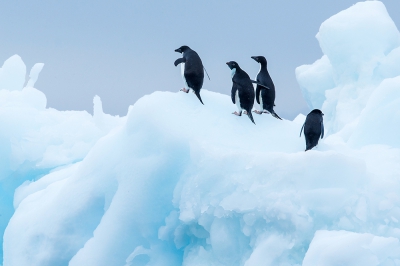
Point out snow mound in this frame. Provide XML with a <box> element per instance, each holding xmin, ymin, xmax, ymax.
<box><xmin>1</xmin><ymin>1</ymin><xmax>400</xmax><ymax>265</ymax></box>
<box><xmin>0</xmin><ymin>58</ymin><xmax>124</xmax><ymax>263</ymax></box>
<box><xmin>296</xmin><ymin>1</ymin><xmax>400</xmax><ymax>136</ymax></box>
<box><xmin>0</xmin><ymin>55</ymin><xmax>26</xmax><ymax>91</ymax></box>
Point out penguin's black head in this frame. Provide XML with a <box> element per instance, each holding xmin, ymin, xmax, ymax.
<box><xmin>175</xmin><ymin>45</ymin><xmax>190</xmax><ymax>53</ymax></box>
<box><xmin>311</xmin><ymin>109</ymin><xmax>324</xmax><ymax>116</ymax></box>
<box><xmin>226</xmin><ymin>61</ymin><xmax>239</xmax><ymax>70</ymax></box>
<box><xmin>251</xmin><ymin>56</ymin><xmax>267</xmax><ymax>65</ymax></box>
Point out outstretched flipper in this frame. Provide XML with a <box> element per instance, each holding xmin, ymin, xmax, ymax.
<box><xmin>174</xmin><ymin>57</ymin><xmax>186</xmax><ymax>67</ymax></box>
<box><xmin>300</xmin><ymin>123</ymin><xmax>305</xmax><ymax>137</ymax></box>
<box><xmin>255</xmin><ymin>86</ymin><xmax>261</xmax><ymax>105</ymax></box>
<box><xmin>251</xmin><ymin>80</ymin><xmax>269</xmax><ymax>89</ymax></box>
<box><xmin>321</xmin><ymin>122</ymin><xmax>324</xmax><ymax>139</ymax></box>
<box><xmin>194</xmin><ymin>90</ymin><xmax>204</xmax><ymax>105</ymax></box>
<box><xmin>203</xmin><ymin>66</ymin><xmax>211</xmax><ymax>80</ymax></box>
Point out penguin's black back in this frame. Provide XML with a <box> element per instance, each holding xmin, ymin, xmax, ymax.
<box><xmin>233</xmin><ymin>68</ymin><xmax>255</xmax><ymax>112</ymax></box>
<box><xmin>304</xmin><ymin>109</ymin><xmax>324</xmax><ymax>151</ymax></box>
<box><xmin>256</xmin><ymin>62</ymin><xmax>275</xmax><ymax>112</ymax></box>
<box><xmin>183</xmin><ymin>49</ymin><xmax>204</xmax><ymax>91</ymax></box>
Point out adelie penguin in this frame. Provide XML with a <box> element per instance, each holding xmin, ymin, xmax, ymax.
<box><xmin>226</xmin><ymin>61</ymin><xmax>260</xmax><ymax>124</ymax></box>
<box><xmin>174</xmin><ymin>45</ymin><xmax>206</xmax><ymax>105</ymax></box>
<box><xmin>251</xmin><ymin>56</ymin><xmax>282</xmax><ymax>120</ymax></box>
<box><xmin>300</xmin><ymin>109</ymin><xmax>324</xmax><ymax>151</ymax></box>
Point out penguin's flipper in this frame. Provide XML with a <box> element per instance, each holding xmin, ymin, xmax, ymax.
<box><xmin>194</xmin><ymin>90</ymin><xmax>204</xmax><ymax>105</ymax></box>
<box><xmin>203</xmin><ymin>66</ymin><xmax>211</xmax><ymax>80</ymax></box>
<box><xmin>231</xmin><ymin>85</ymin><xmax>238</xmax><ymax>104</ymax></box>
<box><xmin>251</xmin><ymin>80</ymin><xmax>270</xmax><ymax>89</ymax></box>
<box><xmin>256</xmin><ymin>86</ymin><xmax>261</xmax><ymax>104</ymax></box>
<box><xmin>174</xmin><ymin>57</ymin><xmax>186</xmax><ymax>67</ymax></box>
<box><xmin>321</xmin><ymin>122</ymin><xmax>324</xmax><ymax>139</ymax></box>
<box><xmin>271</xmin><ymin>111</ymin><xmax>282</xmax><ymax>120</ymax></box>
<box><xmin>247</xmin><ymin>110</ymin><xmax>256</xmax><ymax>125</ymax></box>
<box><xmin>300</xmin><ymin>123</ymin><xmax>305</xmax><ymax>137</ymax></box>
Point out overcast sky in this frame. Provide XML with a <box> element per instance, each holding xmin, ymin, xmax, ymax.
<box><xmin>0</xmin><ymin>0</ymin><xmax>399</xmax><ymax>119</ymax></box>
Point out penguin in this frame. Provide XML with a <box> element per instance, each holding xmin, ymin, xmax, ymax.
<box><xmin>300</xmin><ymin>109</ymin><xmax>324</xmax><ymax>151</ymax></box>
<box><xmin>226</xmin><ymin>61</ymin><xmax>256</xmax><ymax>124</ymax></box>
<box><xmin>174</xmin><ymin>45</ymin><xmax>205</xmax><ymax>104</ymax></box>
<box><xmin>251</xmin><ymin>56</ymin><xmax>282</xmax><ymax>120</ymax></box>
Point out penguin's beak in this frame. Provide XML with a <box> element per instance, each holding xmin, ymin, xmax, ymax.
<box><xmin>174</xmin><ymin>48</ymin><xmax>181</xmax><ymax>53</ymax></box>
<box><xmin>251</xmin><ymin>56</ymin><xmax>258</xmax><ymax>62</ymax></box>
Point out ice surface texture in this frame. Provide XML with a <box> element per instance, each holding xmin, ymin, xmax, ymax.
<box><xmin>296</xmin><ymin>0</ymin><xmax>400</xmax><ymax>135</ymax></box>
<box><xmin>1</xmin><ymin>1</ymin><xmax>400</xmax><ymax>265</ymax></box>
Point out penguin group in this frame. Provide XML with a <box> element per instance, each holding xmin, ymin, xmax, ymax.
<box><xmin>174</xmin><ymin>45</ymin><xmax>324</xmax><ymax>151</ymax></box>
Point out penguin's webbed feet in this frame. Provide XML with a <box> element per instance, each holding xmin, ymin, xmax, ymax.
<box><xmin>253</xmin><ymin>110</ymin><xmax>263</xmax><ymax>115</ymax></box>
<box><xmin>180</xmin><ymin>88</ymin><xmax>189</xmax><ymax>93</ymax></box>
<box><xmin>232</xmin><ymin>111</ymin><xmax>242</xmax><ymax>116</ymax></box>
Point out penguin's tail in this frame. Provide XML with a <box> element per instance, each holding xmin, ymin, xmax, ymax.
<box><xmin>247</xmin><ymin>111</ymin><xmax>256</xmax><ymax>125</ymax></box>
<box><xmin>271</xmin><ymin>110</ymin><xmax>282</xmax><ymax>120</ymax></box>
<box><xmin>194</xmin><ymin>90</ymin><xmax>204</xmax><ymax>105</ymax></box>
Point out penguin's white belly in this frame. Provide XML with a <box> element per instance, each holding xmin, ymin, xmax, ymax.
<box><xmin>235</xmin><ymin>90</ymin><xmax>242</xmax><ymax>112</ymax></box>
<box><xmin>180</xmin><ymin>63</ymin><xmax>191</xmax><ymax>91</ymax></box>
<box><xmin>255</xmin><ymin>72</ymin><xmax>262</xmax><ymax>111</ymax></box>
<box><xmin>180</xmin><ymin>62</ymin><xmax>185</xmax><ymax>77</ymax></box>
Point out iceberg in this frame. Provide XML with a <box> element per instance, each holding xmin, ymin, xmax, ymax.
<box><xmin>1</xmin><ymin>1</ymin><xmax>400</xmax><ymax>265</ymax></box>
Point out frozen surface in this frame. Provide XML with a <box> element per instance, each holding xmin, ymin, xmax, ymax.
<box><xmin>1</xmin><ymin>1</ymin><xmax>400</xmax><ymax>265</ymax></box>
<box><xmin>0</xmin><ymin>57</ymin><xmax>124</xmax><ymax>263</ymax></box>
<box><xmin>303</xmin><ymin>230</ymin><xmax>400</xmax><ymax>265</ymax></box>
<box><xmin>296</xmin><ymin>0</ymin><xmax>400</xmax><ymax>135</ymax></box>
<box><xmin>0</xmin><ymin>55</ymin><xmax>26</xmax><ymax>91</ymax></box>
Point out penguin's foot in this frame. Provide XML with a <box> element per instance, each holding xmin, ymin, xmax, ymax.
<box><xmin>232</xmin><ymin>111</ymin><xmax>242</xmax><ymax>116</ymax></box>
<box><xmin>243</xmin><ymin>110</ymin><xmax>248</xmax><ymax>115</ymax></box>
<box><xmin>180</xmin><ymin>88</ymin><xmax>189</xmax><ymax>93</ymax></box>
<box><xmin>253</xmin><ymin>110</ymin><xmax>263</xmax><ymax>115</ymax></box>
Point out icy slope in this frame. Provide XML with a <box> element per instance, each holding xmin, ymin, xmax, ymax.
<box><xmin>2</xmin><ymin>1</ymin><xmax>400</xmax><ymax>265</ymax></box>
<box><xmin>296</xmin><ymin>0</ymin><xmax>400</xmax><ymax>136</ymax></box>
<box><xmin>0</xmin><ymin>55</ymin><xmax>124</xmax><ymax>263</ymax></box>
<box><xmin>5</xmin><ymin>89</ymin><xmax>400</xmax><ymax>265</ymax></box>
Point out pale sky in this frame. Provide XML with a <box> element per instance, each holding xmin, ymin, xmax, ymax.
<box><xmin>0</xmin><ymin>0</ymin><xmax>399</xmax><ymax>119</ymax></box>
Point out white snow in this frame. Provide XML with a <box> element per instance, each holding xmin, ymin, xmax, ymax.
<box><xmin>1</xmin><ymin>1</ymin><xmax>400</xmax><ymax>265</ymax></box>
<box><xmin>0</xmin><ymin>55</ymin><xmax>26</xmax><ymax>91</ymax></box>
<box><xmin>296</xmin><ymin>0</ymin><xmax>400</xmax><ymax>135</ymax></box>
<box><xmin>303</xmin><ymin>230</ymin><xmax>400</xmax><ymax>265</ymax></box>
